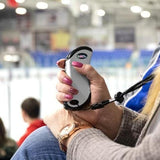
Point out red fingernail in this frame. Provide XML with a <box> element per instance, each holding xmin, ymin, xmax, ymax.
<box><xmin>72</xmin><ymin>61</ymin><xmax>83</xmax><ymax>68</ymax></box>
<box><xmin>65</xmin><ymin>94</ymin><xmax>73</xmax><ymax>99</ymax></box>
<box><xmin>63</xmin><ymin>77</ymin><xmax>72</xmax><ymax>85</ymax></box>
<box><xmin>69</xmin><ymin>88</ymin><xmax>78</xmax><ymax>94</ymax></box>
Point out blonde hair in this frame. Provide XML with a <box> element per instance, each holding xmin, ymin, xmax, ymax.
<box><xmin>141</xmin><ymin>66</ymin><xmax>160</xmax><ymax>116</ymax></box>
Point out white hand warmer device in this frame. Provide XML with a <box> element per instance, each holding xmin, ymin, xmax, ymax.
<box><xmin>64</xmin><ymin>46</ymin><xmax>93</xmax><ymax>110</ymax></box>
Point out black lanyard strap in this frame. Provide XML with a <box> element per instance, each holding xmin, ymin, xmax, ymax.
<box><xmin>91</xmin><ymin>74</ymin><xmax>154</xmax><ymax>110</ymax></box>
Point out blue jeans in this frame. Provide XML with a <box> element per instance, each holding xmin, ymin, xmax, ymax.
<box><xmin>11</xmin><ymin>126</ymin><xmax>66</xmax><ymax>160</ymax></box>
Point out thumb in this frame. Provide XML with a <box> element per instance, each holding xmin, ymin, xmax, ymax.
<box><xmin>72</xmin><ymin>61</ymin><xmax>101</xmax><ymax>83</ymax></box>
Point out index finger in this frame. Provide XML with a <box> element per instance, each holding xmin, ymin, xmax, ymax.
<box><xmin>56</xmin><ymin>59</ymin><xmax>66</xmax><ymax>69</ymax></box>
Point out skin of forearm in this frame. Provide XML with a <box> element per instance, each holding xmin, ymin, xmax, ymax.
<box><xmin>66</xmin><ymin>104</ymin><xmax>123</xmax><ymax>149</ymax></box>
<box><xmin>95</xmin><ymin>104</ymin><xmax>123</xmax><ymax>140</ymax></box>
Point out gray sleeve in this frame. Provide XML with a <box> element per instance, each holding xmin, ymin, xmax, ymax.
<box><xmin>67</xmin><ymin>125</ymin><xmax>160</xmax><ymax>160</ymax></box>
<box><xmin>114</xmin><ymin>106</ymin><xmax>147</xmax><ymax>146</ymax></box>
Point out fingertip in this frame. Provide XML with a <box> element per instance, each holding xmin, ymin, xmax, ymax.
<box><xmin>72</xmin><ymin>61</ymin><xmax>83</xmax><ymax>68</ymax></box>
<box><xmin>63</xmin><ymin>77</ymin><xmax>72</xmax><ymax>85</ymax></box>
<box><xmin>56</xmin><ymin>59</ymin><xmax>66</xmax><ymax>68</ymax></box>
<box><xmin>65</xmin><ymin>94</ymin><xmax>73</xmax><ymax>100</ymax></box>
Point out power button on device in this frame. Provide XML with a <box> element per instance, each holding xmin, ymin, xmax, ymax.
<box><xmin>77</xmin><ymin>53</ymin><xmax>87</xmax><ymax>59</ymax></box>
<box><xmin>70</xmin><ymin>100</ymin><xmax>79</xmax><ymax>105</ymax></box>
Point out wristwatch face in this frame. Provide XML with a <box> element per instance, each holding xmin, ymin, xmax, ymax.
<box><xmin>59</xmin><ymin>123</ymin><xmax>76</xmax><ymax>138</ymax></box>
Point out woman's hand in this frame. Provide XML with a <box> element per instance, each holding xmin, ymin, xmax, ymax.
<box><xmin>56</xmin><ymin>59</ymin><xmax>110</xmax><ymax>120</ymax></box>
<box><xmin>56</xmin><ymin>59</ymin><xmax>110</xmax><ymax>105</ymax></box>
<box><xmin>56</xmin><ymin>59</ymin><xmax>123</xmax><ymax>139</ymax></box>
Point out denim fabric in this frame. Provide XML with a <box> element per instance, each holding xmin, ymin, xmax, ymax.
<box><xmin>11</xmin><ymin>126</ymin><xmax>66</xmax><ymax>160</ymax></box>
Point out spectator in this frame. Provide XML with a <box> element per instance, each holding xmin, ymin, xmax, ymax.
<box><xmin>11</xmin><ymin>45</ymin><xmax>160</xmax><ymax>160</ymax></box>
<box><xmin>11</xmin><ymin>59</ymin><xmax>160</xmax><ymax>160</ymax></box>
<box><xmin>17</xmin><ymin>97</ymin><xmax>46</xmax><ymax>146</ymax></box>
<box><xmin>0</xmin><ymin>118</ymin><xmax>18</xmax><ymax>160</ymax></box>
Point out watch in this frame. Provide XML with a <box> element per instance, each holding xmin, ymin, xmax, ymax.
<box><xmin>58</xmin><ymin>123</ymin><xmax>92</xmax><ymax>152</ymax></box>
